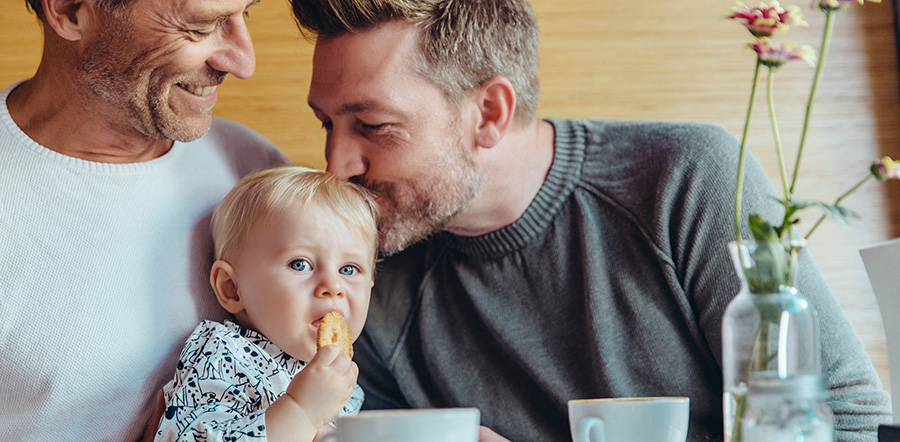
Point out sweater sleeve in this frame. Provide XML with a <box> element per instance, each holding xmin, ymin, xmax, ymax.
<box><xmin>657</xmin><ymin>123</ymin><xmax>891</xmax><ymax>441</ymax></box>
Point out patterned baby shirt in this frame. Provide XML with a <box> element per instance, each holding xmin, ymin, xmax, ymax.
<box><xmin>155</xmin><ymin>320</ymin><xmax>364</xmax><ymax>441</ymax></box>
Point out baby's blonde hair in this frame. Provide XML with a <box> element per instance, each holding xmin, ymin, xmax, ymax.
<box><xmin>210</xmin><ymin>166</ymin><xmax>379</xmax><ymax>264</ymax></box>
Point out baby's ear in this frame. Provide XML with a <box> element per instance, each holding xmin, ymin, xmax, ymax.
<box><xmin>210</xmin><ymin>260</ymin><xmax>244</xmax><ymax>314</ymax></box>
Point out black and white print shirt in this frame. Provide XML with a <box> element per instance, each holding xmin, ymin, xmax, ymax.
<box><xmin>155</xmin><ymin>320</ymin><xmax>364</xmax><ymax>441</ymax></box>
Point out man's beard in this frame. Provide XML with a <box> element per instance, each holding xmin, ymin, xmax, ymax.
<box><xmin>75</xmin><ymin>15</ymin><xmax>221</xmax><ymax>143</ymax></box>
<box><xmin>362</xmin><ymin>131</ymin><xmax>481</xmax><ymax>256</ymax></box>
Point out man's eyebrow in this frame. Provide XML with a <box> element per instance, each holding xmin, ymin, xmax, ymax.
<box><xmin>191</xmin><ymin>14</ymin><xmax>228</xmax><ymax>26</ymax></box>
<box><xmin>192</xmin><ymin>0</ymin><xmax>261</xmax><ymax>25</ymax></box>
<box><xmin>339</xmin><ymin>102</ymin><xmax>381</xmax><ymax>115</ymax></box>
<box><xmin>307</xmin><ymin>100</ymin><xmax>396</xmax><ymax>117</ymax></box>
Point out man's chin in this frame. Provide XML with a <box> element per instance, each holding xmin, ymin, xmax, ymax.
<box><xmin>159</xmin><ymin>114</ymin><xmax>213</xmax><ymax>142</ymax></box>
<box><xmin>377</xmin><ymin>218</ymin><xmax>446</xmax><ymax>256</ymax></box>
<box><xmin>377</xmin><ymin>237</ymin><xmax>417</xmax><ymax>257</ymax></box>
<box><xmin>378</xmin><ymin>226</ymin><xmax>419</xmax><ymax>256</ymax></box>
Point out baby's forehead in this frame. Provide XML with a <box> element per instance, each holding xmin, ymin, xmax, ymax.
<box><xmin>261</xmin><ymin>203</ymin><xmax>377</xmax><ymax>253</ymax></box>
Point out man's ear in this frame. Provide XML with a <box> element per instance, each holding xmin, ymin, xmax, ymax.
<box><xmin>42</xmin><ymin>0</ymin><xmax>95</xmax><ymax>41</ymax></box>
<box><xmin>210</xmin><ymin>260</ymin><xmax>245</xmax><ymax>315</ymax></box>
<box><xmin>473</xmin><ymin>76</ymin><xmax>516</xmax><ymax>149</ymax></box>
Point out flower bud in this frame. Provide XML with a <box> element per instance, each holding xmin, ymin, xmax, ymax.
<box><xmin>871</xmin><ymin>156</ymin><xmax>899</xmax><ymax>181</ymax></box>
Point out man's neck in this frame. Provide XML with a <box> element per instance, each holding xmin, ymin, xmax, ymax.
<box><xmin>6</xmin><ymin>67</ymin><xmax>173</xmax><ymax>164</ymax></box>
<box><xmin>445</xmin><ymin>119</ymin><xmax>555</xmax><ymax>237</ymax></box>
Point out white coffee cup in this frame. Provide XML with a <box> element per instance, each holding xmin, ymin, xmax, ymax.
<box><xmin>323</xmin><ymin>408</ymin><xmax>480</xmax><ymax>442</ymax></box>
<box><xmin>568</xmin><ymin>397</ymin><xmax>690</xmax><ymax>442</ymax></box>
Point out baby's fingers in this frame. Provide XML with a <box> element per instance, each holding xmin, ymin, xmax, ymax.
<box><xmin>345</xmin><ymin>360</ymin><xmax>359</xmax><ymax>383</ymax></box>
<box><xmin>309</xmin><ymin>344</ymin><xmax>342</xmax><ymax>367</ymax></box>
<box><xmin>328</xmin><ymin>348</ymin><xmax>352</xmax><ymax>373</ymax></box>
<box><xmin>309</xmin><ymin>345</ymin><xmax>356</xmax><ymax>390</ymax></box>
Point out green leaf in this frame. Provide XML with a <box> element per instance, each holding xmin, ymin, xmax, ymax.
<box><xmin>781</xmin><ymin>199</ymin><xmax>802</xmax><ymax>221</ymax></box>
<box><xmin>790</xmin><ymin>198</ymin><xmax>860</xmax><ymax>228</ymax></box>
<box><xmin>748</xmin><ymin>214</ymin><xmax>779</xmax><ymax>244</ymax></box>
<box><xmin>744</xmin><ymin>214</ymin><xmax>795</xmax><ymax>293</ymax></box>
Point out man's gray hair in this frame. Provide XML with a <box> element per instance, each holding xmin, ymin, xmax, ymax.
<box><xmin>291</xmin><ymin>0</ymin><xmax>540</xmax><ymax>126</ymax></box>
<box><xmin>25</xmin><ymin>0</ymin><xmax>134</xmax><ymax>22</ymax></box>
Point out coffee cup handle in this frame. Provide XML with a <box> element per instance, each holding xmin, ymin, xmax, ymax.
<box><xmin>576</xmin><ymin>417</ymin><xmax>606</xmax><ymax>442</ymax></box>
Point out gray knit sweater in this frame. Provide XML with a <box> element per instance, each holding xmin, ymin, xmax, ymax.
<box><xmin>355</xmin><ymin>118</ymin><xmax>890</xmax><ymax>442</ymax></box>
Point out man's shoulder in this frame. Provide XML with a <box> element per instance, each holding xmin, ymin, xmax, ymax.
<box><xmin>186</xmin><ymin>117</ymin><xmax>290</xmax><ymax>171</ymax></box>
<box><xmin>207</xmin><ymin>116</ymin><xmax>263</xmax><ymax>136</ymax></box>
<box><xmin>559</xmin><ymin>118</ymin><xmax>741</xmax><ymax>186</ymax></box>
<box><xmin>555</xmin><ymin>118</ymin><xmax>744</xmax><ymax>233</ymax></box>
<box><xmin>206</xmin><ymin>117</ymin><xmax>281</xmax><ymax>152</ymax></box>
<box><xmin>570</xmin><ymin>118</ymin><xmax>737</xmax><ymax>157</ymax></box>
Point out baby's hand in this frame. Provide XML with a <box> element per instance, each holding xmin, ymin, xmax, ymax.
<box><xmin>285</xmin><ymin>344</ymin><xmax>358</xmax><ymax>430</ymax></box>
<box><xmin>313</xmin><ymin>424</ymin><xmax>336</xmax><ymax>442</ymax></box>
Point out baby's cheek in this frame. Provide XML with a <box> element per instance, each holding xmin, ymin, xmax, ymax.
<box><xmin>298</xmin><ymin>340</ymin><xmax>318</xmax><ymax>363</ymax></box>
<box><xmin>349</xmin><ymin>309</ymin><xmax>369</xmax><ymax>342</ymax></box>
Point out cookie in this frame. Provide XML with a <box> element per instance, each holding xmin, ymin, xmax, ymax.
<box><xmin>316</xmin><ymin>311</ymin><xmax>353</xmax><ymax>358</ymax></box>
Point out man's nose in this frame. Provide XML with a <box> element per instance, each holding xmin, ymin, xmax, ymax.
<box><xmin>207</xmin><ymin>16</ymin><xmax>256</xmax><ymax>80</ymax></box>
<box><xmin>325</xmin><ymin>132</ymin><xmax>368</xmax><ymax>180</ymax></box>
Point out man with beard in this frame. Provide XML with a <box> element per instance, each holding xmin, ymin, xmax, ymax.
<box><xmin>292</xmin><ymin>0</ymin><xmax>891</xmax><ymax>441</ymax></box>
<box><xmin>0</xmin><ymin>0</ymin><xmax>287</xmax><ymax>440</ymax></box>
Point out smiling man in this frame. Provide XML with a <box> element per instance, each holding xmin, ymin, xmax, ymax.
<box><xmin>0</xmin><ymin>0</ymin><xmax>286</xmax><ymax>439</ymax></box>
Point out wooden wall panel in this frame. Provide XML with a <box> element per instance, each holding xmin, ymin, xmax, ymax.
<box><xmin>2</xmin><ymin>0</ymin><xmax>898</xmax><ymax>391</ymax></box>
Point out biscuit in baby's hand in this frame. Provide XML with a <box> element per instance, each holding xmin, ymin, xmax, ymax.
<box><xmin>317</xmin><ymin>311</ymin><xmax>353</xmax><ymax>358</ymax></box>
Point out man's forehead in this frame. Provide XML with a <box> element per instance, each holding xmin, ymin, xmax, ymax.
<box><xmin>311</xmin><ymin>21</ymin><xmax>420</xmax><ymax>67</ymax></box>
<box><xmin>143</xmin><ymin>0</ymin><xmax>259</xmax><ymax>19</ymax></box>
<box><xmin>310</xmin><ymin>25</ymin><xmax>422</xmax><ymax>83</ymax></box>
<box><xmin>308</xmin><ymin>32</ymin><xmax>423</xmax><ymax>114</ymax></box>
<box><xmin>307</xmin><ymin>54</ymin><xmax>423</xmax><ymax>119</ymax></box>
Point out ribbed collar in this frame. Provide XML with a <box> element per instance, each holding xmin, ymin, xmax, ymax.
<box><xmin>1</xmin><ymin>80</ymin><xmax>185</xmax><ymax>174</ymax></box>
<box><xmin>438</xmin><ymin>118</ymin><xmax>587</xmax><ymax>259</ymax></box>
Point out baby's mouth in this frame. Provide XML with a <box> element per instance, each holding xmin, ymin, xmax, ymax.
<box><xmin>311</xmin><ymin>310</ymin><xmax>343</xmax><ymax>329</ymax></box>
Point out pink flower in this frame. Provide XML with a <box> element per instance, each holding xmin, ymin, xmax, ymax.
<box><xmin>813</xmin><ymin>0</ymin><xmax>881</xmax><ymax>10</ymax></box>
<box><xmin>871</xmin><ymin>156</ymin><xmax>900</xmax><ymax>181</ymax></box>
<box><xmin>748</xmin><ymin>39</ymin><xmax>817</xmax><ymax>68</ymax></box>
<box><xmin>728</xmin><ymin>1</ymin><xmax>807</xmax><ymax>37</ymax></box>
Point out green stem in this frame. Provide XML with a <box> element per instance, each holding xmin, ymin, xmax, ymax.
<box><xmin>805</xmin><ymin>174</ymin><xmax>873</xmax><ymax>238</ymax></box>
<box><xmin>756</xmin><ymin>325</ymin><xmax>771</xmax><ymax>371</ymax></box>
<box><xmin>789</xmin><ymin>9</ymin><xmax>836</xmax><ymax>195</ymax></box>
<box><xmin>732</xmin><ymin>324</ymin><xmax>765</xmax><ymax>442</ymax></box>
<box><xmin>732</xmin><ymin>391</ymin><xmax>747</xmax><ymax>441</ymax></box>
<box><xmin>732</xmin><ymin>321</ymin><xmax>770</xmax><ymax>442</ymax></box>
<box><xmin>736</xmin><ymin>59</ymin><xmax>763</xmax><ymax>245</ymax></box>
<box><xmin>766</xmin><ymin>67</ymin><xmax>791</xmax><ymax>200</ymax></box>
<box><xmin>746</xmin><ymin>324</ymin><xmax>764</xmax><ymax>375</ymax></box>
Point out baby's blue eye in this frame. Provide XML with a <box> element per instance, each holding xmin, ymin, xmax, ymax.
<box><xmin>290</xmin><ymin>259</ymin><xmax>311</xmax><ymax>272</ymax></box>
<box><xmin>339</xmin><ymin>265</ymin><xmax>358</xmax><ymax>276</ymax></box>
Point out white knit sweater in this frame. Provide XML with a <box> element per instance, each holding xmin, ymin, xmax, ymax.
<box><xmin>0</xmin><ymin>82</ymin><xmax>289</xmax><ymax>441</ymax></box>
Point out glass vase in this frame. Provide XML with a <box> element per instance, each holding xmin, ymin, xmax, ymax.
<box><xmin>721</xmin><ymin>239</ymin><xmax>822</xmax><ymax>442</ymax></box>
<box><xmin>742</xmin><ymin>374</ymin><xmax>834</xmax><ymax>442</ymax></box>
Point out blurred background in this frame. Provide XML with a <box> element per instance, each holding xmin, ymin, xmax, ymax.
<box><xmin>2</xmin><ymin>0</ymin><xmax>898</xmax><ymax>390</ymax></box>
